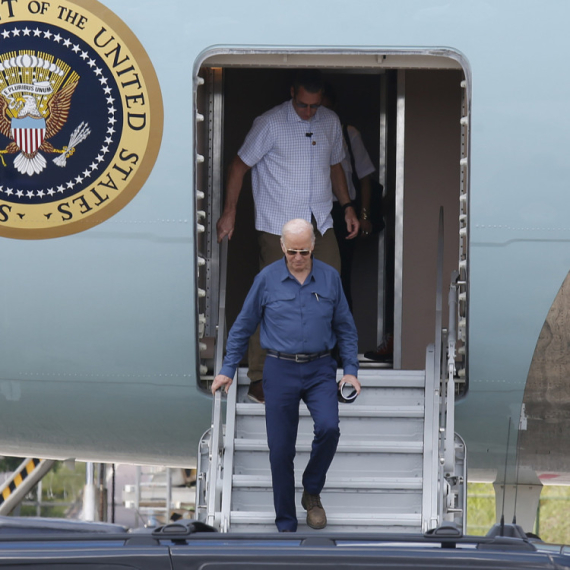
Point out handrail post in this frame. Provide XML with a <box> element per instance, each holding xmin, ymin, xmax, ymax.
<box><xmin>422</xmin><ymin>344</ymin><xmax>441</xmax><ymax>531</ymax></box>
<box><xmin>433</xmin><ymin>207</ymin><xmax>445</xmax><ymax>506</ymax></box>
<box><xmin>206</xmin><ymin>390</ymin><xmax>223</xmax><ymax>528</ymax></box>
<box><xmin>214</xmin><ymin>238</ymin><xmax>229</xmax><ymax>374</ymax></box>
<box><xmin>220</xmin><ymin>371</ymin><xmax>238</xmax><ymax>532</ymax></box>
<box><xmin>434</xmin><ymin>207</ymin><xmax>444</xmax><ymax>388</ymax></box>
<box><xmin>206</xmin><ymin>237</ymin><xmax>229</xmax><ymax>529</ymax></box>
<box><xmin>433</xmin><ymin>206</ymin><xmax>461</xmax><ymax>525</ymax></box>
<box><xmin>444</xmin><ymin>271</ymin><xmax>459</xmax><ymax>474</ymax></box>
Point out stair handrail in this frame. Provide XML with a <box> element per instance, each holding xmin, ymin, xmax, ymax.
<box><xmin>216</xmin><ymin>239</ymin><xmax>237</xmax><ymax>532</ymax></box>
<box><xmin>422</xmin><ymin>343</ymin><xmax>440</xmax><ymax>532</ymax></box>
<box><xmin>433</xmin><ymin>204</ymin><xmax>462</xmax><ymax>527</ymax></box>
<box><xmin>219</xmin><ymin>368</ymin><xmax>238</xmax><ymax>532</ymax></box>
<box><xmin>206</xmin><ymin>391</ymin><xmax>223</xmax><ymax>528</ymax></box>
<box><xmin>420</xmin><ymin>207</ymin><xmax>446</xmax><ymax>531</ymax></box>
<box><xmin>434</xmin><ymin>205</ymin><xmax>444</xmax><ymax>411</ymax></box>
<box><xmin>433</xmin><ymin>207</ymin><xmax>461</xmax><ymax>524</ymax></box>
<box><xmin>434</xmin><ymin>206</ymin><xmax>444</xmax><ymax>386</ymax></box>
<box><xmin>206</xmin><ymin>237</ymin><xmax>230</xmax><ymax>528</ymax></box>
<box><xmin>444</xmin><ymin>270</ymin><xmax>460</xmax><ymax>473</ymax></box>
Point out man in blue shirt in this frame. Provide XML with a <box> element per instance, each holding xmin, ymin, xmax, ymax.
<box><xmin>212</xmin><ymin>218</ymin><xmax>360</xmax><ymax>532</ymax></box>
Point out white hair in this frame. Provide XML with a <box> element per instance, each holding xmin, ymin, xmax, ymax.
<box><xmin>281</xmin><ymin>219</ymin><xmax>315</xmax><ymax>246</ymax></box>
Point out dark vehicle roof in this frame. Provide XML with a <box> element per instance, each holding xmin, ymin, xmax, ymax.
<box><xmin>0</xmin><ymin>520</ymin><xmax>569</xmax><ymax>570</ymax></box>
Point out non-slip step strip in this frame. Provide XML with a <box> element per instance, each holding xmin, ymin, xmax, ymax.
<box><xmin>234</xmin><ymin>439</ymin><xmax>423</xmax><ymax>454</ymax></box>
<box><xmin>236</xmin><ymin>404</ymin><xmax>425</xmax><ymax>418</ymax></box>
<box><xmin>229</xmin><ymin>510</ymin><xmax>422</xmax><ymax>526</ymax></box>
<box><xmin>232</xmin><ymin>474</ymin><xmax>423</xmax><ymax>490</ymax></box>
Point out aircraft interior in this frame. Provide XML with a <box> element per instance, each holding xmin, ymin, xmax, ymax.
<box><xmin>195</xmin><ymin>53</ymin><xmax>468</xmax><ymax>392</ymax></box>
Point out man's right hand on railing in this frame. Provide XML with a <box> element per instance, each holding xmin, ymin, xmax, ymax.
<box><xmin>211</xmin><ymin>374</ymin><xmax>233</xmax><ymax>395</ymax></box>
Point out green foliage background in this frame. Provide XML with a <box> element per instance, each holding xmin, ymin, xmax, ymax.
<box><xmin>22</xmin><ymin>461</ymin><xmax>86</xmax><ymax>517</ymax></box>
<box><xmin>0</xmin><ymin>457</ymin><xmax>23</xmax><ymax>472</ymax></box>
<box><xmin>468</xmin><ymin>482</ymin><xmax>570</xmax><ymax>544</ymax></box>
<box><xmin>0</xmin><ymin>459</ymin><xmax>86</xmax><ymax>518</ymax></box>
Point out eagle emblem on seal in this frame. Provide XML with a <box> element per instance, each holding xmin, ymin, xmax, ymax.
<box><xmin>0</xmin><ymin>53</ymin><xmax>90</xmax><ymax>176</ymax></box>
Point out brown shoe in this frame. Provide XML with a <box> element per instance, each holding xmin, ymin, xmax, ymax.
<box><xmin>301</xmin><ymin>490</ymin><xmax>327</xmax><ymax>529</ymax></box>
<box><xmin>247</xmin><ymin>380</ymin><xmax>265</xmax><ymax>404</ymax></box>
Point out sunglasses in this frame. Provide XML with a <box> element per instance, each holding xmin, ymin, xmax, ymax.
<box><xmin>285</xmin><ymin>249</ymin><xmax>312</xmax><ymax>257</ymax></box>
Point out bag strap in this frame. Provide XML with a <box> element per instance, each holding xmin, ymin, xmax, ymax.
<box><xmin>342</xmin><ymin>124</ymin><xmax>361</xmax><ymax>197</ymax></box>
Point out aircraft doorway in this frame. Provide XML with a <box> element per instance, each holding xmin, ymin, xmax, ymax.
<box><xmin>195</xmin><ymin>52</ymin><xmax>469</xmax><ymax>391</ymax></box>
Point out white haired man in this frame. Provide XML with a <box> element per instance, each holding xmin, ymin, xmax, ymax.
<box><xmin>212</xmin><ymin>219</ymin><xmax>360</xmax><ymax>532</ymax></box>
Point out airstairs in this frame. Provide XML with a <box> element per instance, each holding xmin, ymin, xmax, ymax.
<box><xmin>196</xmin><ymin>210</ymin><xmax>467</xmax><ymax>533</ymax></box>
<box><xmin>197</xmin><ymin>356</ymin><xmax>465</xmax><ymax>533</ymax></box>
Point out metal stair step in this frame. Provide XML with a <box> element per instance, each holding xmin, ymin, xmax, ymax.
<box><xmin>234</xmin><ymin>448</ymin><xmax>423</xmax><ymax>477</ymax></box>
<box><xmin>231</xmin><ymin>493</ymin><xmax>422</xmax><ymax>515</ymax></box>
<box><xmin>236</xmin><ymin>403</ymin><xmax>424</xmax><ymax>418</ymax></box>
<box><xmin>231</xmin><ymin>488</ymin><xmax>422</xmax><ymax>513</ymax></box>
<box><xmin>234</xmin><ymin>439</ymin><xmax>423</xmax><ymax>454</ymax></box>
<box><xmin>351</xmin><ymin>371</ymin><xmax>426</xmax><ymax>388</ymax></box>
<box><xmin>236</xmin><ymin>415</ymin><xmax>424</xmax><ymax>442</ymax></box>
<box><xmin>236</xmin><ymin>368</ymin><xmax>426</xmax><ymax>389</ymax></box>
<box><xmin>232</xmin><ymin>474</ymin><xmax>422</xmax><ymax>490</ymax></box>
<box><xmin>229</xmin><ymin>510</ymin><xmax>422</xmax><ymax>527</ymax></box>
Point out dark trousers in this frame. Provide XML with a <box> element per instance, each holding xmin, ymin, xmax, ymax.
<box><xmin>263</xmin><ymin>355</ymin><xmax>340</xmax><ymax>532</ymax></box>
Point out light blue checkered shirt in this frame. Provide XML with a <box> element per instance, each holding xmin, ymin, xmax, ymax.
<box><xmin>238</xmin><ymin>100</ymin><xmax>345</xmax><ymax>236</ymax></box>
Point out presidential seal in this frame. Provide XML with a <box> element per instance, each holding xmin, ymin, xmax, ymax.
<box><xmin>0</xmin><ymin>0</ymin><xmax>163</xmax><ymax>239</ymax></box>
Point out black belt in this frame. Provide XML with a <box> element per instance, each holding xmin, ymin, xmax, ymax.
<box><xmin>266</xmin><ymin>349</ymin><xmax>331</xmax><ymax>363</ymax></box>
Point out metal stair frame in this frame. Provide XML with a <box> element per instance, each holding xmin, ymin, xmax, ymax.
<box><xmin>203</xmin><ymin>346</ymin><xmax>461</xmax><ymax>533</ymax></box>
<box><xmin>421</xmin><ymin>344</ymin><xmax>440</xmax><ymax>532</ymax></box>
<box><xmin>431</xmin><ymin>207</ymin><xmax>465</xmax><ymax>533</ymax></box>
<box><xmin>438</xmin><ymin>269</ymin><xmax>467</xmax><ymax>532</ymax></box>
<box><xmin>198</xmin><ymin>208</ymin><xmax>466</xmax><ymax>533</ymax></box>
<box><xmin>220</xmin><ymin>372</ymin><xmax>238</xmax><ymax>532</ymax></box>
<box><xmin>205</xmin><ymin>390</ymin><xmax>224</xmax><ymax>528</ymax></box>
<box><xmin>204</xmin><ymin>237</ymin><xmax>229</xmax><ymax>529</ymax></box>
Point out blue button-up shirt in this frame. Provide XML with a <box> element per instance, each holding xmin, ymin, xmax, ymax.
<box><xmin>219</xmin><ymin>258</ymin><xmax>358</xmax><ymax>379</ymax></box>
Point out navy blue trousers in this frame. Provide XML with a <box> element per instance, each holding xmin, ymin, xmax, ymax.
<box><xmin>263</xmin><ymin>354</ymin><xmax>340</xmax><ymax>532</ymax></box>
